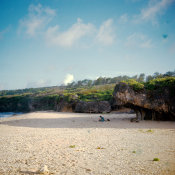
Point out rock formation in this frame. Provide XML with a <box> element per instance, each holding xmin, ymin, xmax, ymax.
<box><xmin>75</xmin><ymin>101</ymin><xmax>111</xmax><ymax>113</ymax></box>
<box><xmin>0</xmin><ymin>95</ymin><xmax>111</xmax><ymax>114</ymax></box>
<box><xmin>113</xmin><ymin>82</ymin><xmax>175</xmax><ymax>121</ymax></box>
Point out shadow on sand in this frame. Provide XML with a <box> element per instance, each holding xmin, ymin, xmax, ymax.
<box><xmin>1</xmin><ymin>114</ymin><xmax>175</xmax><ymax>129</ymax></box>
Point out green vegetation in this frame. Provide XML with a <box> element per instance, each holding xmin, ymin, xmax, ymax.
<box><xmin>132</xmin><ymin>151</ymin><xmax>136</xmax><ymax>153</ymax></box>
<box><xmin>69</xmin><ymin>145</ymin><xmax>76</xmax><ymax>148</ymax></box>
<box><xmin>153</xmin><ymin>158</ymin><xmax>160</xmax><ymax>161</ymax></box>
<box><xmin>121</xmin><ymin>79</ymin><xmax>144</xmax><ymax>91</ymax></box>
<box><xmin>77</xmin><ymin>85</ymin><xmax>114</xmax><ymax>102</ymax></box>
<box><xmin>96</xmin><ymin>146</ymin><xmax>105</xmax><ymax>149</ymax></box>
<box><xmin>0</xmin><ymin>84</ymin><xmax>115</xmax><ymax>112</ymax></box>
<box><xmin>146</xmin><ymin>129</ymin><xmax>154</xmax><ymax>133</ymax></box>
<box><xmin>138</xmin><ymin>129</ymin><xmax>154</xmax><ymax>133</ymax></box>
<box><xmin>0</xmin><ymin>86</ymin><xmax>63</xmax><ymax>97</ymax></box>
<box><xmin>0</xmin><ymin>84</ymin><xmax>115</xmax><ymax>101</ymax></box>
<box><xmin>60</xmin><ymin>84</ymin><xmax>115</xmax><ymax>102</ymax></box>
<box><xmin>122</xmin><ymin>77</ymin><xmax>175</xmax><ymax>92</ymax></box>
<box><xmin>144</xmin><ymin>77</ymin><xmax>175</xmax><ymax>90</ymax></box>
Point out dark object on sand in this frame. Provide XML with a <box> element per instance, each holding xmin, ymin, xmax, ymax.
<box><xmin>99</xmin><ymin>116</ymin><xmax>105</xmax><ymax>122</ymax></box>
<box><xmin>107</xmin><ymin>119</ymin><xmax>110</xmax><ymax>121</ymax></box>
<box><xmin>130</xmin><ymin>118</ymin><xmax>139</xmax><ymax>122</ymax></box>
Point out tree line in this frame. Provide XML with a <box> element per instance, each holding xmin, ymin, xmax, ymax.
<box><xmin>67</xmin><ymin>70</ymin><xmax>175</xmax><ymax>88</ymax></box>
<box><xmin>0</xmin><ymin>70</ymin><xmax>174</xmax><ymax>97</ymax></box>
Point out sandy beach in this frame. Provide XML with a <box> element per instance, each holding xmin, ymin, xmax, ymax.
<box><xmin>0</xmin><ymin>112</ymin><xmax>175</xmax><ymax>175</ymax></box>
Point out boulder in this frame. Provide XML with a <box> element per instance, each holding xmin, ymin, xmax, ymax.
<box><xmin>98</xmin><ymin>101</ymin><xmax>111</xmax><ymax>113</ymax></box>
<box><xmin>56</xmin><ymin>101</ymin><xmax>74</xmax><ymax>112</ymax></box>
<box><xmin>113</xmin><ymin>82</ymin><xmax>175</xmax><ymax>120</ymax></box>
<box><xmin>75</xmin><ymin>101</ymin><xmax>111</xmax><ymax>113</ymax></box>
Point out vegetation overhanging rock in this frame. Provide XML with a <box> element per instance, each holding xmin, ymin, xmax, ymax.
<box><xmin>113</xmin><ymin>77</ymin><xmax>175</xmax><ymax>120</ymax></box>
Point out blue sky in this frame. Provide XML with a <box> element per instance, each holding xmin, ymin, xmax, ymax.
<box><xmin>0</xmin><ymin>0</ymin><xmax>175</xmax><ymax>90</ymax></box>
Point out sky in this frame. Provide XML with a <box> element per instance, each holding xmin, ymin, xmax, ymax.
<box><xmin>0</xmin><ymin>0</ymin><xmax>175</xmax><ymax>90</ymax></box>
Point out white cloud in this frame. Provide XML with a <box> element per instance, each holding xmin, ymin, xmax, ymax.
<box><xmin>119</xmin><ymin>14</ymin><xmax>128</xmax><ymax>23</ymax></box>
<box><xmin>134</xmin><ymin>0</ymin><xmax>174</xmax><ymax>23</ymax></box>
<box><xmin>25</xmin><ymin>18</ymin><xmax>44</xmax><ymax>36</ymax></box>
<box><xmin>26</xmin><ymin>79</ymin><xmax>51</xmax><ymax>88</ymax></box>
<box><xmin>63</xmin><ymin>74</ymin><xmax>74</xmax><ymax>85</ymax></box>
<box><xmin>125</xmin><ymin>33</ymin><xmax>153</xmax><ymax>48</ymax></box>
<box><xmin>46</xmin><ymin>18</ymin><xmax>116</xmax><ymax>47</ymax></box>
<box><xmin>19</xmin><ymin>4</ymin><xmax>56</xmax><ymax>36</ymax></box>
<box><xmin>19</xmin><ymin>4</ymin><xmax>116</xmax><ymax>48</ymax></box>
<box><xmin>96</xmin><ymin>19</ymin><xmax>115</xmax><ymax>45</ymax></box>
<box><xmin>45</xmin><ymin>18</ymin><xmax>95</xmax><ymax>47</ymax></box>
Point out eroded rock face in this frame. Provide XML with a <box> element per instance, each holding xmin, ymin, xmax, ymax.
<box><xmin>0</xmin><ymin>95</ymin><xmax>111</xmax><ymax>113</ymax></box>
<box><xmin>75</xmin><ymin>101</ymin><xmax>111</xmax><ymax>113</ymax></box>
<box><xmin>113</xmin><ymin>82</ymin><xmax>175</xmax><ymax>120</ymax></box>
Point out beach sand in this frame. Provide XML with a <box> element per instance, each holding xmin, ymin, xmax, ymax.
<box><xmin>0</xmin><ymin>112</ymin><xmax>175</xmax><ymax>175</ymax></box>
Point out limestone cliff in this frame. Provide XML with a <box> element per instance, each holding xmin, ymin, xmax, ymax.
<box><xmin>113</xmin><ymin>82</ymin><xmax>175</xmax><ymax>120</ymax></box>
<box><xmin>0</xmin><ymin>95</ymin><xmax>111</xmax><ymax>113</ymax></box>
<box><xmin>75</xmin><ymin>101</ymin><xmax>111</xmax><ymax>113</ymax></box>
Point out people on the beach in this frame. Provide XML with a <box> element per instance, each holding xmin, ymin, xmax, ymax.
<box><xmin>99</xmin><ymin>115</ymin><xmax>105</xmax><ymax>122</ymax></box>
<box><xmin>99</xmin><ymin>116</ymin><xmax>110</xmax><ymax>122</ymax></box>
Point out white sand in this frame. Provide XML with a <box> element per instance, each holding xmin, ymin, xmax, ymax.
<box><xmin>0</xmin><ymin>112</ymin><xmax>175</xmax><ymax>175</ymax></box>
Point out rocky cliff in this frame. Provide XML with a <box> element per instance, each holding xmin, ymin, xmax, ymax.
<box><xmin>75</xmin><ymin>101</ymin><xmax>111</xmax><ymax>113</ymax></box>
<box><xmin>113</xmin><ymin>82</ymin><xmax>175</xmax><ymax>120</ymax></box>
<box><xmin>0</xmin><ymin>95</ymin><xmax>111</xmax><ymax>114</ymax></box>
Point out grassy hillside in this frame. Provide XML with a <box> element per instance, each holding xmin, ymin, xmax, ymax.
<box><xmin>63</xmin><ymin>84</ymin><xmax>115</xmax><ymax>102</ymax></box>
<box><xmin>0</xmin><ymin>84</ymin><xmax>115</xmax><ymax>101</ymax></box>
<box><xmin>0</xmin><ymin>84</ymin><xmax>115</xmax><ymax>112</ymax></box>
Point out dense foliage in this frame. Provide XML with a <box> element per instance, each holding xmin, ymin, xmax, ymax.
<box><xmin>121</xmin><ymin>79</ymin><xmax>144</xmax><ymax>91</ymax></box>
<box><xmin>144</xmin><ymin>77</ymin><xmax>175</xmax><ymax>90</ymax></box>
<box><xmin>59</xmin><ymin>84</ymin><xmax>115</xmax><ymax>102</ymax></box>
<box><xmin>122</xmin><ymin>77</ymin><xmax>175</xmax><ymax>92</ymax></box>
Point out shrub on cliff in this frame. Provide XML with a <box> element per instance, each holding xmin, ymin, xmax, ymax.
<box><xmin>144</xmin><ymin>77</ymin><xmax>175</xmax><ymax>90</ymax></box>
<box><xmin>122</xmin><ymin>77</ymin><xmax>175</xmax><ymax>93</ymax></box>
<box><xmin>77</xmin><ymin>89</ymin><xmax>113</xmax><ymax>102</ymax></box>
<box><xmin>121</xmin><ymin>79</ymin><xmax>144</xmax><ymax>91</ymax></box>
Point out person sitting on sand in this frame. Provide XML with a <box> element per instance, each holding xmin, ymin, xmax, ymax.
<box><xmin>99</xmin><ymin>116</ymin><xmax>105</xmax><ymax>122</ymax></box>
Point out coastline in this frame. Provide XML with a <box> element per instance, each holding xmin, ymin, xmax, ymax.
<box><xmin>0</xmin><ymin>112</ymin><xmax>175</xmax><ymax>174</ymax></box>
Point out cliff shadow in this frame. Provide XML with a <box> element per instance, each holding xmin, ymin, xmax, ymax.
<box><xmin>1</xmin><ymin>113</ymin><xmax>175</xmax><ymax>129</ymax></box>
